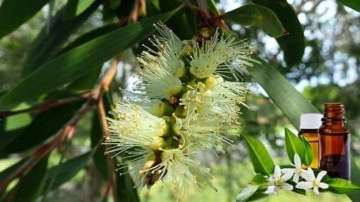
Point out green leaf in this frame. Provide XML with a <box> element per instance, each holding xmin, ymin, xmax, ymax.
<box><xmin>249</xmin><ymin>173</ymin><xmax>268</xmax><ymax>185</ymax></box>
<box><xmin>236</xmin><ymin>185</ymin><xmax>259</xmax><ymax>202</ymax></box>
<box><xmin>0</xmin><ymin>103</ymin><xmax>34</xmax><ymax>151</ymax></box>
<box><xmin>284</xmin><ymin>128</ymin><xmax>306</xmax><ymax>165</ymax></box>
<box><xmin>91</xmin><ymin>109</ymin><xmax>109</xmax><ymax>180</ymax></box>
<box><xmin>12</xmin><ymin>155</ymin><xmax>49</xmax><ymax>202</ymax></box>
<box><xmin>0</xmin><ymin>9</ymin><xmax>179</xmax><ymax>105</ymax></box>
<box><xmin>63</xmin><ymin>0</ymin><xmax>79</xmax><ymax>21</ymax></box>
<box><xmin>326</xmin><ymin>178</ymin><xmax>360</xmax><ymax>194</ymax></box>
<box><xmin>22</xmin><ymin>1</ymin><xmax>101</xmax><ymax>76</ymax></box>
<box><xmin>250</xmin><ymin>57</ymin><xmax>319</xmax><ymax>129</ymax></box>
<box><xmin>204</xmin><ymin>0</ymin><xmax>220</xmax><ymax>14</ymax></box>
<box><xmin>1</xmin><ymin>101</ymin><xmax>83</xmax><ymax>154</ymax></box>
<box><xmin>242</xmin><ymin>135</ymin><xmax>274</xmax><ymax>175</ymax></box>
<box><xmin>252</xmin><ymin>0</ymin><xmax>305</xmax><ymax>66</ymax></box>
<box><xmin>0</xmin><ymin>158</ymin><xmax>27</xmax><ymax>182</ymax></box>
<box><xmin>337</xmin><ymin>0</ymin><xmax>360</xmax><ymax>12</ymax></box>
<box><xmin>0</xmin><ymin>0</ymin><xmax>49</xmax><ymax>39</ymax></box>
<box><xmin>116</xmin><ymin>163</ymin><xmax>140</xmax><ymax>202</ymax></box>
<box><xmin>43</xmin><ymin>152</ymin><xmax>92</xmax><ymax>192</ymax></box>
<box><xmin>236</xmin><ymin>185</ymin><xmax>268</xmax><ymax>202</ymax></box>
<box><xmin>299</xmin><ymin>135</ymin><xmax>314</xmax><ymax>167</ymax></box>
<box><xmin>223</xmin><ymin>4</ymin><xmax>285</xmax><ymax>38</ymax></box>
<box><xmin>59</xmin><ymin>24</ymin><xmax>120</xmax><ymax>55</ymax></box>
<box><xmin>348</xmin><ymin>157</ymin><xmax>360</xmax><ymax>200</ymax></box>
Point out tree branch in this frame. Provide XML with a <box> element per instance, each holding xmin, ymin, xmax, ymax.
<box><xmin>0</xmin><ymin>57</ymin><xmax>120</xmax><ymax>194</ymax></box>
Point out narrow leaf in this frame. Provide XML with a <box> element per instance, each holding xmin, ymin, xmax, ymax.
<box><xmin>43</xmin><ymin>152</ymin><xmax>92</xmax><ymax>192</ymax></box>
<box><xmin>252</xmin><ymin>0</ymin><xmax>305</xmax><ymax>66</ymax></box>
<box><xmin>0</xmin><ymin>158</ymin><xmax>28</xmax><ymax>182</ymax></box>
<box><xmin>337</xmin><ymin>0</ymin><xmax>360</xmax><ymax>12</ymax></box>
<box><xmin>0</xmin><ymin>9</ymin><xmax>178</xmax><ymax>105</ymax></box>
<box><xmin>1</xmin><ymin>101</ymin><xmax>83</xmax><ymax>154</ymax></box>
<box><xmin>223</xmin><ymin>4</ymin><xmax>285</xmax><ymax>38</ymax></box>
<box><xmin>13</xmin><ymin>156</ymin><xmax>49</xmax><ymax>202</ymax></box>
<box><xmin>242</xmin><ymin>135</ymin><xmax>274</xmax><ymax>175</ymax></box>
<box><xmin>22</xmin><ymin>1</ymin><xmax>101</xmax><ymax>76</ymax></box>
<box><xmin>327</xmin><ymin>178</ymin><xmax>360</xmax><ymax>194</ymax></box>
<box><xmin>116</xmin><ymin>163</ymin><xmax>140</xmax><ymax>202</ymax></box>
<box><xmin>250</xmin><ymin>57</ymin><xmax>319</xmax><ymax>129</ymax></box>
<box><xmin>284</xmin><ymin>128</ymin><xmax>306</xmax><ymax>164</ymax></box>
<box><xmin>63</xmin><ymin>0</ymin><xmax>79</xmax><ymax>20</ymax></box>
<box><xmin>59</xmin><ymin>24</ymin><xmax>119</xmax><ymax>55</ymax></box>
<box><xmin>91</xmin><ymin>109</ymin><xmax>109</xmax><ymax>180</ymax></box>
<box><xmin>0</xmin><ymin>0</ymin><xmax>49</xmax><ymax>39</ymax></box>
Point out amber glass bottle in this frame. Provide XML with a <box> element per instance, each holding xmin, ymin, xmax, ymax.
<box><xmin>319</xmin><ymin>103</ymin><xmax>350</xmax><ymax>180</ymax></box>
<box><xmin>299</xmin><ymin>113</ymin><xmax>322</xmax><ymax>168</ymax></box>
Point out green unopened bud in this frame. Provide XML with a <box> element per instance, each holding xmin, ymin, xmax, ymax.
<box><xmin>144</xmin><ymin>99</ymin><xmax>174</xmax><ymax>117</ymax></box>
<box><xmin>175</xmin><ymin>63</ymin><xmax>186</xmax><ymax>79</ymax></box>
<box><xmin>150</xmin><ymin>137</ymin><xmax>166</xmax><ymax>151</ymax></box>
<box><xmin>204</xmin><ymin>75</ymin><xmax>223</xmax><ymax>90</ymax></box>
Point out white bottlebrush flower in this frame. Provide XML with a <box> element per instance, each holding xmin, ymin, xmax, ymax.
<box><xmin>130</xmin><ymin>146</ymin><xmax>213</xmax><ymax>191</ymax></box>
<box><xmin>104</xmin><ymin>22</ymin><xmax>256</xmax><ymax>193</ymax></box>
<box><xmin>265</xmin><ymin>165</ymin><xmax>294</xmax><ymax>195</ymax></box>
<box><xmin>104</xmin><ymin>101</ymin><xmax>168</xmax><ymax>158</ymax></box>
<box><xmin>189</xmin><ymin>30</ymin><xmax>256</xmax><ymax>79</ymax></box>
<box><xmin>282</xmin><ymin>153</ymin><xmax>307</xmax><ymax>183</ymax></box>
<box><xmin>160</xmin><ymin>148</ymin><xmax>213</xmax><ymax>190</ymax></box>
<box><xmin>134</xmin><ymin>23</ymin><xmax>189</xmax><ymax>100</ymax></box>
<box><xmin>135</xmin><ymin>54</ymin><xmax>183</xmax><ymax>100</ymax></box>
<box><xmin>295</xmin><ymin>168</ymin><xmax>329</xmax><ymax>194</ymax></box>
<box><xmin>178</xmin><ymin>76</ymin><xmax>247</xmax><ymax>147</ymax></box>
<box><xmin>181</xmin><ymin>76</ymin><xmax>247</xmax><ymax>121</ymax></box>
<box><xmin>151</xmin><ymin>22</ymin><xmax>185</xmax><ymax>57</ymax></box>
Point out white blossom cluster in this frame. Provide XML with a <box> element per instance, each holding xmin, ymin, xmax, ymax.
<box><xmin>265</xmin><ymin>154</ymin><xmax>329</xmax><ymax>195</ymax></box>
<box><xmin>104</xmin><ymin>23</ymin><xmax>256</xmax><ymax>192</ymax></box>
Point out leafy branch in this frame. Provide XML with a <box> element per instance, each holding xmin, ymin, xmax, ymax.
<box><xmin>0</xmin><ymin>57</ymin><xmax>120</xmax><ymax>195</ymax></box>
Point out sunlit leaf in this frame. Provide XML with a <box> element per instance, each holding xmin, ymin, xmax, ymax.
<box><xmin>242</xmin><ymin>135</ymin><xmax>274</xmax><ymax>175</ymax></box>
<box><xmin>223</xmin><ymin>4</ymin><xmax>285</xmax><ymax>38</ymax></box>
<box><xmin>326</xmin><ymin>178</ymin><xmax>360</xmax><ymax>194</ymax></box>
<box><xmin>299</xmin><ymin>135</ymin><xmax>314</xmax><ymax>167</ymax></box>
<box><xmin>284</xmin><ymin>128</ymin><xmax>306</xmax><ymax>164</ymax></box>
<box><xmin>250</xmin><ymin>57</ymin><xmax>319</xmax><ymax>129</ymax></box>
<box><xmin>1</xmin><ymin>101</ymin><xmax>83</xmax><ymax>154</ymax></box>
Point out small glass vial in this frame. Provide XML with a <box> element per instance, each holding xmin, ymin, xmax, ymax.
<box><xmin>299</xmin><ymin>113</ymin><xmax>322</xmax><ymax>168</ymax></box>
<box><xmin>319</xmin><ymin>103</ymin><xmax>350</xmax><ymax>180</ymax></box>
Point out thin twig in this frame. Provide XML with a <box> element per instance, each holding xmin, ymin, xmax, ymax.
<box><xmin>0</xmin><ymin>57</ymin><xmax>120</xmax><ymax>194</ymax></box>
<box><xmin>0</xmin><ymin>91</ymin><xmax>90</xmax><ymax>118</ymax></box>
<box><xmin>97</xmin><ymin>62</ymin><xmax>119</xmax><ymax>202</ymax></box>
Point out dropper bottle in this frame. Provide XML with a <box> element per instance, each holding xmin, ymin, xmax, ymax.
<box><xmin>299</xmin><ymin>113</ymin><xmax>322</xmax><ymax>168</ymax></box>
<box><xmin>319</xmin><ymin>103</ymin><xmax>350</xmax><ymax>180</ymax></box>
